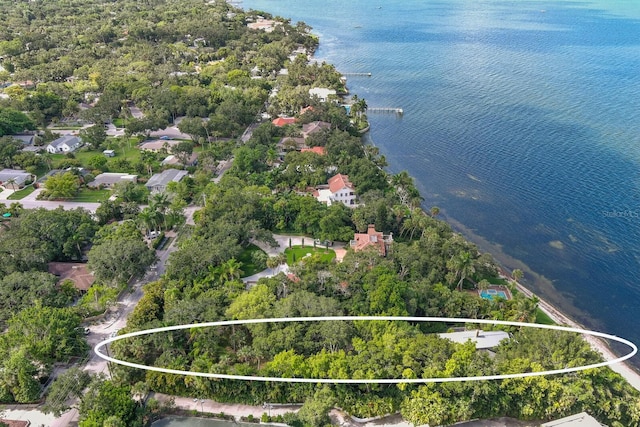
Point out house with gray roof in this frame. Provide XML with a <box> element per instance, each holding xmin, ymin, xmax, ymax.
<box><xmin>0</xmin><ymin>169</ymin><xmax>34</xmax><ymax>190</ymax></box>
<box><xmin>145</xmin><ymin>169</ymin><xmax>188</xmax><ymax>193</ymax></box>
<box><xmin>11</xmin><ymin>134</ymin><xmax>35</xmax><ymax>146</ymax></box>
<box><xmin>46</xmin><ymin>135</ymin><xmax>82</xmax><ymax>154</ymax></box>
<box><xmin>88</xmin><ymin>172</ymin><xmax>137</xmax><ymax>188</ymax></box>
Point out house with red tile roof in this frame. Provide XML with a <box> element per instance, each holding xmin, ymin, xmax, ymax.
<box><xmin>350</xmin><ymin>224</ymin><xmax>393</xmax><ymax>256</ymax></box>
<box><xmin>272</xmin><ymin>116</ymin><xmax>297</xmax><ymax>127</ymax></box>
<box><xmin>314</xmin><ymin>173</ymin><xmax>357</xmax><ymax>207</ymax></box>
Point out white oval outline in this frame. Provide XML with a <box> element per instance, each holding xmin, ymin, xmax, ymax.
<box><xmin>95</xmin><ymin>316</ymin><xmax>637</xmax><ymax>383</ymax></box>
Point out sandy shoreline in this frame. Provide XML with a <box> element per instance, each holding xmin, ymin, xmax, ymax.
<box><xmin>515</xmin><ymin>282</ymin><xmax>640</xmax><ymax>391</ymax></box>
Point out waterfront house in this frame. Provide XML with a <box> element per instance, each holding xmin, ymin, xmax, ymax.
<box><xmin>350</xmin><ymin>224</ymin><xmax>393</xmax><ymax>256</ymax></box>
<box><xmin>46</xmin><ymin>135</ymin><xmax>82</xmax><ymax>153</ymax></box>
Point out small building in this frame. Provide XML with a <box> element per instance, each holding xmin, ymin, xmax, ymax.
<box><xmin>541</xmin><ymin>412</ymin><xmax>606</xmax><ymax>427</ymax></box>
<box><xmin>309</xmin><ymin>87</ymin><xmax>337</xmax><ymax>103</ymax></box>
<box><xmin>350</xmin><ymin>224</ymin><xmax>393</xmax><ymax>256</ymax></box>
<box><xmin>48</xmin><ymin>262</ymin><xmax>95</xmax><ymax>293</ymax></box>
<box><xmin>0</xmin><ymin>169</ymin><xmax>34</xmax><ymax>190</ymax></box>
<box><xmin>272</xmin><ymin>116</ymin><xmax>297</xmax><ymax>127</ymax></box>
<box><xmin>438</xmin><ymin>330</ymin><xmax>510</xmax><ymax>351</ymax></box>
<box><xmin>145</xmin><ymin>169</ymin><xmax>188</xmax><ymax>193</ymax></box>
<box><xmin>302</xmin><ymin>121</ymin><xmax>331</xmax><ymax>138</ymax></box>
<box><xmin>103</xmin><ymin>149</ymin><xmax>115</xmax><ymax>157</ymax></box>
<box><xmin>46</xmin><ymin>135</ymin><xmax>82</xmax><ymax>154</ymax></box>
<box><xmin>88</xmin><ymin>172</ymin><xmax>137</xmax><ymax>188</ymax></box>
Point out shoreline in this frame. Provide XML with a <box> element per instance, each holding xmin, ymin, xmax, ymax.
<box><xmin>514</xmin><ymin>281</ymin><xmax>640</xmax><ymax>391</ymax></box>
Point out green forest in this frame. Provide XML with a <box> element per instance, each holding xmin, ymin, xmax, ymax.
<box><xmin>0</xmin><ymin>1</ymin><xmax>638</xmax><ymax>426</ymax></box>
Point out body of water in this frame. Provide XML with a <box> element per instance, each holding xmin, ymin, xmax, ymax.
<box><xmin>240</xmin><ymin>0</ymin><xmax>640</xmax><ymax>365</ymax></box>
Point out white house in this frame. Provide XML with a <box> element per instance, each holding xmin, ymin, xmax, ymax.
<box><xmin>438</xmin><ymin>330</ymin><xmax>510</xmax><ymax>351</ymax></box>
<box><xmin>46</xmin><ymin>135</ymin><xmax>82</xmax><ymax>154</ymax></box>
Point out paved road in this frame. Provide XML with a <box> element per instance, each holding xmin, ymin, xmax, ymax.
<box><xmin>47</xmin><ymin>233</ymin><xmax>181</xmax><ymax>427</ymax></box>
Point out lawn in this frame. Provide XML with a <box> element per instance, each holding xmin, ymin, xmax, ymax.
<box><xmin>284</xmin><ymin>246</ymin><xmax>336</xmax><ymax>264</ymax></box>
<box><xmin>7</xmin><ymin>186</ymin><xmax>36</xmax><ymax>200</ymax></box>
<box><xmin>535</xmin><ymin>308</ymin><xmax>555</xmax><ymax>325</ymax></box>
<box><xmin>237</xmin><ymin>244</ymin><xmax>266</xmax><ymax>277</ymax></box>
<box><xmin>73</xmin><ymin>188</ymin><xmax>111</xmax><ymax>202</ymax></box>
<box><xmin>51</xmin><ymin>138</ymin><xmax>142</xmax><ymax>171</ymax></box>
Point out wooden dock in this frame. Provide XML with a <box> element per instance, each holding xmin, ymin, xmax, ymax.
<box><xmin>342</xmin><ymin>72</ymin><xmax>372</xmax><ymax>77</ymax></box>
<box><xmin>366</xmin><ymin>107</ymin><xmax>404</xmax><ymax>115</ymax></box>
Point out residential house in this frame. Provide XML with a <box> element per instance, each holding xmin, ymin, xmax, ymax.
<box><xmin>11</xmin><ymin>134</ymin><xmax>35</xmax><ymax>146</ymax></box>
<box><xmin>145</xmin><ymin>169</ymin><xmax>189</xmax><ymax>193</ymax></box>
<box><xmin>541</xmin><ymin>412</ymin><xmax>606</xmax><ymax>427</ymax></box>
<box><xmin>247</xmin><ymin>18</ymin><xmax>281</xmax><ymax>32</ymax></box>
<box><xmin>48</xmin><ymin>262</ymin><xmax>95</xmax><ymax>293</ymax></box>
<box><xmin>350</xmin><ymin>224</ymin><xmax>393</xmax><ymax>256</ymax></box>
<box><xmin>272</xmin><ymin>116</ymin><xmax>297</xmax><ymax>127</ymax></box>
<box><xmin>309</xmin><ymin>87</ymin><xmax>337</xmax><ymax>102</ymax></box>
<box><xmin>139</xmin><ymin>139</ymin><xmax>181</xmax><ymax>153</ymax></box>
<box><xmin>328</xmin><ymin>173</ymin><xmax>356</xmax><ymax>206</ymax></box>
<box><xmin>88</xmin><ymin>172</ymin><xmax>137</xmax><ymax>188</ymax></box>
<box><xmin>46</xmin><ymin>135</ymin><xmax>82</xmax><ymax>154</ymax></box>
<box><xmin>0</xmin><ymin>169</ymin><xmax>34</xmax><ymax>190</ymax></box>
<box><xmin>161</xmin><ymin>152</ymin><xmax>198</xmax><ymax>167</ymax></box>
<box><xmin>437</xmin><ymin>330</ymin><xmax>510</xmax><ymax>351</ymax></box>
<box><xmin>277</xmin><ymin>137</ymin><xmax>306</xmax><ymax>153</ymax></box>
<box><xmin>302</xmin><ymin>121</ymin><xmax>331</xmax><ymax>138</ymax></box>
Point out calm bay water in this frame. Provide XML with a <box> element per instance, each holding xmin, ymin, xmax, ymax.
<box><xmin>241</xmin><ymin>0</ymin><xmax>640</xmax><ymax>365</ymax></box>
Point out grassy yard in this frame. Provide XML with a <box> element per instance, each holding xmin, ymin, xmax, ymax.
<box><xmin>7</xmin><ymin>186</ymin><xmax>36</xmax><ymax>200</ymax></box>
<box><xmin>238</xmin><ymin>244</ymin><xmax>266</xmax><ymax>277</ymax></box>
<box><xmin>535</xmin><ymin>308</ymin><xmax>555</xmax><ymax>325</ymax></box>
<box><xmin>73</xmin><ymin>188</ymin><xmax>111</xmax><ymax>202</ymax></box>
<box><xmin>284</xmin><ymin>246</ymin><xmax>336</xmax><ymax>264</ymax></box>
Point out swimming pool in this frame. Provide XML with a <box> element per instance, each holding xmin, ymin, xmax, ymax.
<box><xmin>479</xmin><ymin>289</ymin><xmax>508</xmax><ymax>300</ymax></box>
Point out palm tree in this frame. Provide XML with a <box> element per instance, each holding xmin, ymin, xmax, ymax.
<box><xmin>447</xmin><ymin>251</ymin><xmax>476</xmax><ymax>291</ymax></box>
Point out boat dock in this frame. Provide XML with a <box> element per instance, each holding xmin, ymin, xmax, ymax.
<box><xmin>342</xmin><ymin>72</ymin><xmax>372</xmax><ymax>77</ymax></box>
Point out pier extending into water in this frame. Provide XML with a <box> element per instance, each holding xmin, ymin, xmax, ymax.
<box><xmin>342</xmin><ymin>72</ymin><xmax>372</xmax><ymax>77</ymax></box>
<box><xmin>366</xmin><ymin>107</ymin><xmax>404</xmax><ymax>115</ymax></box>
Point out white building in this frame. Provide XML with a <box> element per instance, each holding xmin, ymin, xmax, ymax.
<box><xmin>438</xmin><ymin>330</ymin><xmax>510</xmax><ymax>350</ymax></box>
<box><xmin>46</xmin><ymin>135</ymin><xmax>82</xmax><ymax>154</ymax></box>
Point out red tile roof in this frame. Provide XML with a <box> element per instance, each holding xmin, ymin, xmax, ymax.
<box><xmin>328</xmin><ymin>174</ymin><xmax>354</xmax><ymax>194</ymax></box>
<box><xmin>272</xmin><ymin>117</ymin><xmax>297</xmax><ymax>127</ymax></box>
<box><xmin>352</xmin><ymin>224</ymin><xmax>387</xmax><ymax>256</ymax></box>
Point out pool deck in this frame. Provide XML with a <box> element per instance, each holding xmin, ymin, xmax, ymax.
<box><xmin>479</xmin><ymin>285</ymin><xmax>512</xmax><ymax>300</ymax></box>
